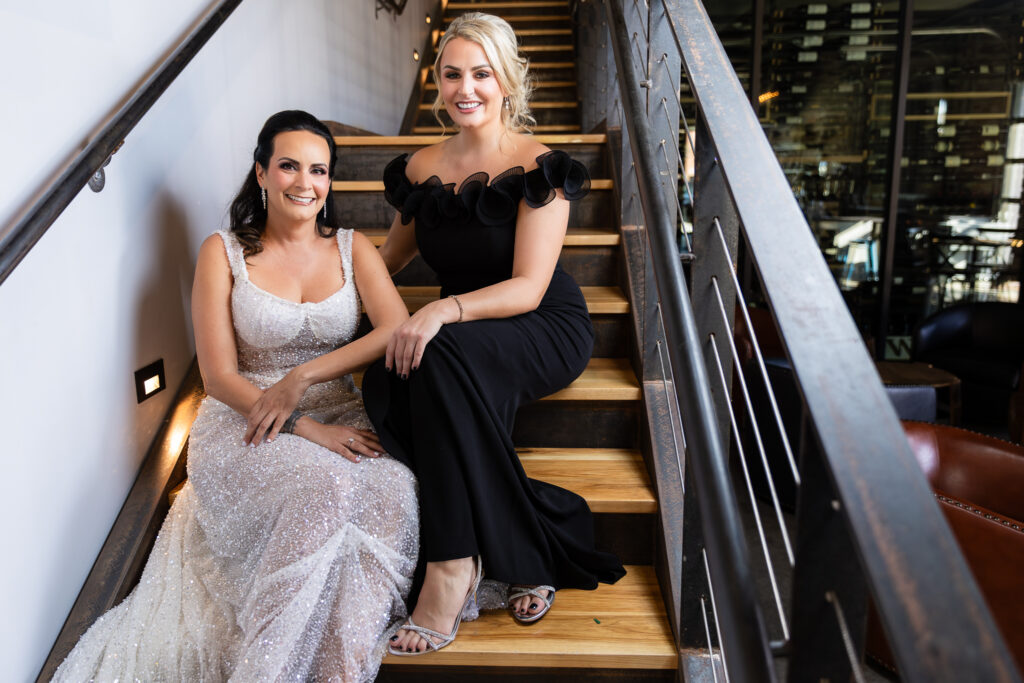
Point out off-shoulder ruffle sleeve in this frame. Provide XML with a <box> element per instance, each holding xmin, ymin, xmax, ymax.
<box><xmin>522</xmin><ymin>150</ymin><xmax>591</xmax><ymax>208</ymax></box>
<box><xmin>381</xmin><ymin>150</ymin><xmax>591</xmax><ymax>229</ymax></box>
<box><xmin>382</xmin><ymin>154</ymin><xmax>419</xmax><ymax>225</ymax></box>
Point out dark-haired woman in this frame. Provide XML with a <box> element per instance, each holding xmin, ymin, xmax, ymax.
<box><xmin>54</xmin><ymin>110</ymin><xmax>418</xmax><ymax>682</ymax></box>
<box><xmin>362</xmin><ymin>14</ymin><xmax>625</xmax><ymax>656</ymax></box>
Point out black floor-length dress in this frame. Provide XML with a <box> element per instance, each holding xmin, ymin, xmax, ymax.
<box><xmin>362</xmin><ymin>151</ymin><xmax>625</xmax><ymax>590</ymax></box>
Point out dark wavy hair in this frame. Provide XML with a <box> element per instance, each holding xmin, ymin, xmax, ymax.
<box><xmin>229</xmin><ymin>110</ymin><xmax>338</xmax><ymax>257</ymax></box>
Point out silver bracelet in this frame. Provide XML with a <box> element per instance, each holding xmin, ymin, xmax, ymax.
<box><xmin>448</xmin><ymin>294</ymin><xmax>464</xmax><ymax>323</ymax></box>
<box><xmin>281</xmin><ymin>410</ymin><xmax>304</xmax><ymax>434</ymax></box>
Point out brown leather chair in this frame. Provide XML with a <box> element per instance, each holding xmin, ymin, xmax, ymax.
<box><xmin>867</xmin><ymin>421</ymin><xmax>1024</xmax><ymax>675</ymax></box>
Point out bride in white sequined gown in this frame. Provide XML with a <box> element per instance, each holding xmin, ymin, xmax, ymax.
<box><xmin>54</xmin><ymin>112</ymin><xmax>419</xmax><ymax>682</ymax></box>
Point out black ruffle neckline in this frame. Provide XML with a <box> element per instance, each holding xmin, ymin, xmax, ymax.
<box><xmin>382</xmin><ymin>150</ymin><xmax>591</xmax><ymax>230</ymax></box>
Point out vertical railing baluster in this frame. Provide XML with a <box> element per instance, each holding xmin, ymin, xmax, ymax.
<box><xmin>690</xmin><ymin>109</ymin><xmax>741</xmax><ymax>451</ymax></box>
<box><xmin>787</xmin><ymin>417</ymin><xmax>868</xmax><ymax>682</ymax></box>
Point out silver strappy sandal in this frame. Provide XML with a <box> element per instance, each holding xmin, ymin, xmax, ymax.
<box><xmin>388</xmin><ymin>556</ymin><xmax>483</xmax><ymax>656</ymax></box>
<box><xmin>509</xmin><ymin>584</ymin><xmax>556</xmax><ymax>624</ymax></box>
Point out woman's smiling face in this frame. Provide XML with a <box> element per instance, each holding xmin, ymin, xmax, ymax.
<box><xmin>438</xmin><ymin>37</ymin><xmax>507</xmax><ymax>130</ymax></box>
<box><xmin>256</xmin><ymin>130</ymin><xmax>331</xmax><ymax>223</ymax></box>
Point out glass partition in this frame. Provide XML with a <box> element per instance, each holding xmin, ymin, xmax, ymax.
<box><xmin>706</xmin><ymin>0</ymin><xmax>1024</xmax><ymax>354</ymax></box>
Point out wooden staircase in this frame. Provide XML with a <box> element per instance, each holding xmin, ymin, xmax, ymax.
<box><xmin>410</xmin><ymin>0</ymin><xmax>583</xmax><ymax>135</ymax></box>
<box><xmin>333</xmin><ymin>4</ymin><xmax>678</xmax><ymax>672</ymax></box>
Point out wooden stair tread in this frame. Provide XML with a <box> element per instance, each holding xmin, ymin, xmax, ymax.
<box><xmin>171</xmin><ymin>449</ymin><xmax>653</xmax><ymax>514</ymax></box>
<box><xmin>521</xmin><ymin>44</ymin><xmax>574</xmax><ymax>52</ymax></box>
<box><xmin>353</xmin><ymin>358</ymin><xmax>640</xmax><ymax>402</ymax></box>
<box><xmin>357</xmin><ymin>226</ymin><xmax>619</xmax><ymax>246</ymax></box>
<box><xmin>381</xmin><ymin>566</ymin><xmax>676</xmax><ymax>669</ymax></box>
<box><xmin>444</xmin><ymin>15</ymin><xmax>571</xmax><ymax>23</ymax></box>
<box><xmin>394</xmin><ymin>285</ymin><xmax>628</xmax><ymax>314</ymax></box>
<box><xmin>518</xmin><ymin>448</ymin><xmax>656</xmax><ymax>513</ymax></box>
<box><xmin>417</xmin><ymin>100</ymin><xmax>577</xmax><ymax>110</ymax></box>
<box><xmin>526</xmin><ymin>61</ymin><xmax>575</xmax><ymax>69</ymax></box>
<box><xmin>513</xmin><ymin>28</ymin><xmax>573</xmax><ymax>36</ymax></box>
<box><xmin>412</xmin><ymin>124</ymin><xmax>581</xmax><ymax>134</ymax></box>
<box><xmin>446</xmin><ymin>1</ymin><xmax>568</xmax><ymax>8</ymax></box>
<box><xmin>333</xmin><ymin>179</ymin><xmax>612</xmax><ymax>191</ymax></box>
<box><xmin>547</xmin><ymin>358</ymin><xmax>639</xmax><ymax>400</ymax></box>
<box><xmin>425</xmin><ymin>80</ymin><xmax>577</xmax><ymax>91</ymax></box>
<box><xmin>335</xmin><ymin>133</ymin><xmax>605</xmax><ymax>145</ymax></box>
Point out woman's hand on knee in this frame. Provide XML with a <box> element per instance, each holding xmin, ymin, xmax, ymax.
<box><xmin>297</xmin><ymin>420</ymin><xmax>384</xmax><ymax>463</ymax></box>
<box><xmin>385</xmin><ymin>302</ymin><xmax>452</xmax><ymax>378</ymax></box>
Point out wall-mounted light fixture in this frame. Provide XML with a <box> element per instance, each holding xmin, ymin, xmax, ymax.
<box><xmin>413</xmin><ymin>49</ymin><xmax>420</xmax><ymax>62</ymax></box>
<box><xmin>425</xmin><ymin>13</ymin><xmax>431</xmax><ymax>24</ymax></box>
<box><xmin>134</xmin><ymin>358</ymin><xmax>166</xmax><ymax>403</ymax></box>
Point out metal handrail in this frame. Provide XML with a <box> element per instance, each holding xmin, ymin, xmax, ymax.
<box><xmin>604</xmin><ymin>0</ymin><xmax>1020</xmax><ymax>679</ymax></box>
<box><xmin>603</xmin><ymin>0</ymin><xmax>775</xmax><ymax>679</ymax></box>
<box><xmin>0</xmin><ymin>0</ymin><xmax>244</xmax><ymax>287</ymax></box>
<box><xmin>664</xmin><ymin>0</ymin><xmax>1017</xmax><ymax>679</ymax></box>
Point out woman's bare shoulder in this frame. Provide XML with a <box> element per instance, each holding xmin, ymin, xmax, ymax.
<box><xmin>509</xmin><ymin>133</ymin><xmax>553</xmax><ymax>170</ymax></box>
<box><xmin>198</xmin><ymin>232</ymin><xmax>229</xmax><ymax>264</ymax></box>
<box><xmin>406</xmin><ymin>142</ymin><xmax>447</xmax><ymax>183</ymax></box>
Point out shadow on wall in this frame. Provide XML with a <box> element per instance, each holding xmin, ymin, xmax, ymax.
<box><xmin>129</xmin><ymin>191</ymin><xmax>196</xmax><ymax>463</ymax></box>
<box><xmin>35</xmin><ymin>191</ymin><xmax>199</xmax><ymax>677</ymax></box>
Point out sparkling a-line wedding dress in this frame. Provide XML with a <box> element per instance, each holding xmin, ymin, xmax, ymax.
<box><xmin>54</xmin><ymin>229</ymin><xmax>419</xmax><ymax>682</ymax></box>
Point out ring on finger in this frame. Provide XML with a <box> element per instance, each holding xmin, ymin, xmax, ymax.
<box><xmin>348</xmin><ymin>437</ymin><xmax>355</xmax><ymax>445</ymax></box>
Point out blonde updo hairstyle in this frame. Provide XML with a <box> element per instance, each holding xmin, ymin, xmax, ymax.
<box><xmin>432</xmin><ymin>12</ymin><xmax>535</xmax><ymax>133</ymax></box>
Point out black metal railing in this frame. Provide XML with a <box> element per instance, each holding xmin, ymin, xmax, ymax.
<box><xmin>0</xmin><ymin>0</ymin><xmax>243</xmax><ymax>288</ymax></box>
<box><xmin>603</xmin><ymin>0</ymin><xmax>775</xmax><ymax>679</ymax></box>
<box><xmin>599</xmin><ymin>0</ymin><xmax>1020</xmax><ymax>680</ymax></box>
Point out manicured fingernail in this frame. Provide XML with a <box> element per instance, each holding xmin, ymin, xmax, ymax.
<box><xmin>374</xmin><ymin>451</ymin><xmax>381</xmax><ymax>456</ymax></box>
<box><xmin>412</xmin><ymin>365</ymin><xmax>418</xmax><ymax>371</ymax></box>
<box><xmin>267</xmin><ymin>438</ymin><xmax>273</xmax><ymax>443</ymax></box>
<box><xmin>390</xmin><ymin>635</ymin><xmax>398</xmax><ymax>641</ymax></box>
<box><xmin>531</xmin><ymin>602</ymin><xmax>538</xmax><ymax>610</ymax></box>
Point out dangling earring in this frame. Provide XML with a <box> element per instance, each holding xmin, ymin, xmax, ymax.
<box><xmin>323</xmin><ymin>200</ymin><xmax>328</xmax><ymax>221</ymax></box>
<box><xmin>504</xmin><ymin>96</ymin><xmax>510</xmax><ymax>111</ymax></box>
<box><xmin>261</xmin><ymin>187</ymin><xmax>267</xmax><ymax>210</ymax></box>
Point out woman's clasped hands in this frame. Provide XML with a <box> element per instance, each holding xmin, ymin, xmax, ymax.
<box><xmin>244</xmin><ymin>368</ymin><xmax>308</xmax><ymax>445</ymax></box>
<box><xmin>243</xmin><ymin>369</ymin><xmax>384</xmax><ymax>463</ymax></box>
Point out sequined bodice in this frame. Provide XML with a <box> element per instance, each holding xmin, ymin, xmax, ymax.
<box><xmin>218</xmin><ymin>229</ymin><xmax>360</xmax><ymax>388</ymax></box>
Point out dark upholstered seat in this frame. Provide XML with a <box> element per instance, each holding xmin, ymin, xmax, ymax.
<box><xmin>914</xmin><ymin>302</ymin><xmax>1024</xmax><ymax>439</ymax></box>
<box><xmin>732</xmin><ymin>306</ymin><xmax>938</xmax><ymax>510</ymax></box>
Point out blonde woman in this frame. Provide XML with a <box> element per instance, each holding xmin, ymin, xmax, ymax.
<box><xmin>362</xmin><ymin>13</ymin><xmax>625</xmax><ymax>656</ymax></box>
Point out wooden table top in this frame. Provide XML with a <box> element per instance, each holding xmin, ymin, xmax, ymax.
<box><xmin>875</xmin><ymin>361</ymin><xmax>961</xmax><ymax>388</ymax></box>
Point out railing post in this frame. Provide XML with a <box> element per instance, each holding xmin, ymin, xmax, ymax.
<box><xmin>648</xmin><ymin>0</ymin><xmax>683</xmax><ymax>242</ymax></box>
<box><xmin>574</xmin><ymin>0</ymin><xmax>615</xmax><ymax>133</ymax></box>
<box><xmin>605</xmin><ymin>1</ymin><xmax>777</xmax><ymax>679</ymax></box>
<box><xmin>679</xmin><ymin>460</ymin><xmax>710</xmax><ymax>647</ymax></box>
<box><xmin>787</xmin><ymin>414</ymin><xmax>868</xmax><ymax>682</ymax></box>
<box><xmin>692</xmin><ymin>111</ymin><xmax>740</xmax><ymax>450</ymax></box>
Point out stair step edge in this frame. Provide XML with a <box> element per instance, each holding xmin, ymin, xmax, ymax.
<box><xmin>355</xmin><ymin>227</ymin><xmax>619</xmax><ymax>246</ymax></box>
<box><xmin>352</xmin><ymin>358</ymin><xmax>640</xmax><ymax>402</ymax></box>
<box><xmin>334</xmin><ymin>134</ymin><xmax>605</xmax><ymax>145</ymax></box>
<box><xmin>333</xmin><ymin>179</ymin><xmax>613</xmax><ymax>191</ymax></box>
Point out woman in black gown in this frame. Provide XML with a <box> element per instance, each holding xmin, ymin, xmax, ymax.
<box><xmin>362</xmin><ymin>12</ymin><xmax>624</xmax><ymax>655</ymax></box>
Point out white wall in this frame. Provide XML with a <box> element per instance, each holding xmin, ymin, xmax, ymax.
<box><xmin>0</xmin><ymin>1</ymin><xmax>432</xmax><ymax>678</ymax></box>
